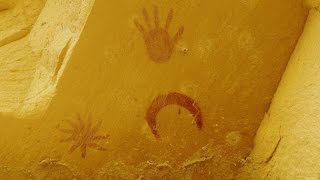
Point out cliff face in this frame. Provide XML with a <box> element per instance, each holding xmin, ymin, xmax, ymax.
<box><xmin>0</xmin><ymin>0</ymin><xmax>94</xmax><ymax>114</ymax></box>
<box><xmin>0</xmin><ymin>0</ymin><xmax>46</xmax><ymax>112</ymax></box>
<box><xmin>0</xmin><ymin>0</ymin><xmax>307</xmax><ymax>179</ymax></box>
<box><xmin>239</xmin><ymin>4</ymin><xmax>320</xmax><ymax>179</ymax></box>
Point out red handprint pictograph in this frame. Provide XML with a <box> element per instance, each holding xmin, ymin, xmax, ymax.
<box><xmin>134</xmin><ymin>6</ymin><xmax>184</xmax><ymax>63</ymax></box>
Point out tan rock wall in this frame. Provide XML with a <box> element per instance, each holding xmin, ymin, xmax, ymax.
<box><xmin>0</xmin><ymin>0</ymin><xmax>94</xmax><ymax>115</ymax></box>
<box><xmin>0</xmin><ymin>0</ymin><xmax>308</xmax><ymax>179</ymax></box>
<box><xmin>239</xmin><ymin>5</ymin><xmax>320</xmax><ymax>179</ymax></box>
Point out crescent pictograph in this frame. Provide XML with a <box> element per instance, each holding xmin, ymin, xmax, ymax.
<box><xmin>145</xmin><ymin>92</ymin><xmax>203</xmax><ymax>138</ymax></box>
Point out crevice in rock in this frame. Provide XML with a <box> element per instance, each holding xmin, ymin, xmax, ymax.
<box><xmin>53</xmin><ymin>38</ymin><xmax>71</xmax><ymax>81</ymax></box>
<box><xmin>265</xmin><ymin>136</ymin><xmax>282</xmax><ymax>164</ymax></box>
<box><xmin>0</xmin><ymin>28</ymin><xmax>31</xmax><ymax>48</ymax></box>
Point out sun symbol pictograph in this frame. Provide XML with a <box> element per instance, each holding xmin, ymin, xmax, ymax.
<box><xmin>134</xmin><ymin>6</ymin><xmax>184</xmax><ymax>63</ymax></box>
<box><xmin>59</xmin><ymin>113</ymin><xmax>109</xmax><ymax>158</ymax></box>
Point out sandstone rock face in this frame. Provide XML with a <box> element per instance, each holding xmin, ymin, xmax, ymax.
<box><xmin>0</xmin><ymin>0</ymin><xmax>307</xmax><ymax>179</ymax></box>
<box><xmin>239</xmin><ymin>5</ymin><xmax>320</xmax><ymax>179</ymax></box>
<box><xmin>0</xmin><ymin>0</ymin><xmax>46</xmax><ymax>113</ymax></box>
<box><xmin>0</xmin><ymin>0</ymin><xmax>94</xmax><ymax>115</ymax></box>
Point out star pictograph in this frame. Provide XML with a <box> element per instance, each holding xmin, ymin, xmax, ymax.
<box><xmin>59</xmin><ymin>113</ymin><xmax>109</xmax><ymax>158</ymax></box>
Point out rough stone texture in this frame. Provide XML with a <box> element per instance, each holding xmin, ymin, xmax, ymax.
<box><xmin>239</xmin><ymin>7</ymin><xmax>320</xmax><ymax>179</ymax></box>
<box><xmin>0</xmin><ymin>0</ymin><xmax>309</xmax><ymax>179</ymax></box>
<box><xmin>0</xmin><ymin>0</ymin><xmax>46</xmax><ymax>113</ymax></box>
<box><xmin>0</xmin><ymin>0</ymin><xmax>94</xmax><ymax>115</ymax></box>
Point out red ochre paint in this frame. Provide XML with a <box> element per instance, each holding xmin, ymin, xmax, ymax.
<box><xmin>145</xmin><ymin>92</ymin><xmax>203</xmax><ymax>138</ymax></box>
